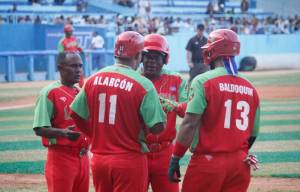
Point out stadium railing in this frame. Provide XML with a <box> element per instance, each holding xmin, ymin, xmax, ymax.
<box><xmin>0</xmin><ymin>49</ymin><xmax>113</xmax><ymax>82</ymax></box>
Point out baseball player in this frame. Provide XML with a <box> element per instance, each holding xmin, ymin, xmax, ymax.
<box><xmin>70</xmin><ymin>31</ymin><xmax>166</xmax><ymax>192</ymax></box>
<box><xmin>168</xmin><ymin>29</ymin><xmax>260</xmax><ymax>192</ymax></box>
<box><xmin>141</xmin><ymin>34</ymin><xmax>188</xmax><ymax>192</ymax></box>
<box><xmin>33</xmin><ymin>52</ymin><xmax>90</xmax><ymax>192</ymax></box>
<box><xmin>58</xmin><ymin>24</ymin><xmax>85</xmax><ymax>87</ymax></box>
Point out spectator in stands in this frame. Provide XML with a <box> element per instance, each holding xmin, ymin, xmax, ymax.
<box><xmin>218</xmin><ymin>0</ymin><xmax>225</xmax><ymax>13</ymax></box>
<box><xmin>54</xmin><ymin>0</ymin><xmax>65</xmax><ymax>5</ymax></box>
<box><xmin>117</xmin><ymin>0</ymin><xmax>134</xmax><ymax>8</ymax></box>
<box><xmin>34</xmin><ymin>16</ymin><xmax>42</xmax><ymax>24</ymax></box>
<box><xmin>206</xmin><ymin>2</ymin><xmax>215</xmax><ymax>15</ymax></box>
<box><xmin>76</xmin><ymin>0</ymin><xmax>88</xmax><ymax>12</ymax></box>
<box><xmin>167</xmin><ymin>0</ymin><xmax>175</xmax><ymax>6</ymax></box>
<box><xmin>241</xmin><ymin>0</ymin><xmax>249</xmax><ymax>13</ymax></box>
<box><xmin>138</xmin><ymin>0</ymin><xmax>151</xmax><ymax>19</ymax></box>
<box><xmin>90</xmin><ymin>31</ymin><xmax>105</xmax><ymax>70</ymax></box>
<box><xmin>185</xmin><ymin>24</ymin><xmax>207</xmax><ymax>82</ymax></box>
<box><xmin>10</xmin><ymin>2</ymin><xmax>17</xmax><ymax>12</ymax></box>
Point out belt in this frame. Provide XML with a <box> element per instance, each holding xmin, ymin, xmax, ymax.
<box><xmin>49</xmin><ymin>145</ymin><xmax>88</xmax><ymax>157</ymax></box>
<box><xmin>147</xmin><ymin>141</ymin><xmax>172</xmax><ymax>152</ymax></box>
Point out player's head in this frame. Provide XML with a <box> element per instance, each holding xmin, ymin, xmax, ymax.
<box><xmin>142</xmin><ymin>34</ymin><xmax>169</xmax><ymax>78</ymax></box>
<box><xmin>114</xmin><ymin>31</ymin><xmax>144</xmax><ymax>70</ymax></box>
<box><xmin>57</xmin><ymin>52</ymin><xmax>83</xmax><ymax>86</ymax></box>
<box><xmin>64</xmin><ymin>24</ymin><xmax>74</xmax><ymax>37</ymax></box>
<box><xmin>201</xmin><ymin>29</ymin><xmax>240</xmax><ymax>75</ymax></box>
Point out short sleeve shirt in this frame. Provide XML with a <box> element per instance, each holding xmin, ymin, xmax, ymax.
<box><xmin>185</xmin><ymin>35</ymin><xmax>207</xmax><ymax>63</ymax></box>
<box><xmin>71</xmin><ymin>65</ymin><xmax>166</xmax><ymax>155</ymax></box>
<box><xmin>33</xmin><ymin>81</ymin><xmax>89</xmax><ymax>148</ymax></box>
<box><xmin>187</xmin><ymin>67</ymin><xmax>260</xmax><ymax>154</ymax></box>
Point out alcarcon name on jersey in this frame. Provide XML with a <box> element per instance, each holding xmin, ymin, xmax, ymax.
<box><xmin>219</xmin><ymin>83</ymin><xmax>253</xmax><ymax>96</ymax></box>
<box><xmin>93</xmin><ymin>76</ymin><xmax>133</xmax><ymax>92</ymax></box>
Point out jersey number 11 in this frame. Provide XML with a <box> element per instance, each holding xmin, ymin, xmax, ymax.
<box><xmin>98</xmin><ymin>93</ymin><xmax>117</xmax><ymax>125</ymax></box>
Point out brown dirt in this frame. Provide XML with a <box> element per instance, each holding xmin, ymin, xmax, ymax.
<box><xmin>256</xmin><ymin>86</ymin><xmax>300</xmax><ymax>100</ymax></box>
<box><xmin>0</xmin><ymin>174</ymin><xmax>299</xmax><ymax>191</ymax></box>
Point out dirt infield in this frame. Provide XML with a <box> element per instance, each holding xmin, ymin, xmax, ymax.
<box><xmin>0</xmin><ymin>174</ymin><xmax>300</xmax><ymax>191</ymax></box>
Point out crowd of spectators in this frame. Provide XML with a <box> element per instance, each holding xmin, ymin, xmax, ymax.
<box><xmin>1</xmin><ymin>13</ymin><xmax>299</xmax><ymax>35</ymax></box>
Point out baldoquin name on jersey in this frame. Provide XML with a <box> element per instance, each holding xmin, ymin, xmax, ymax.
<box><xmin>219</xmin><ymin>83</ymin><xmax>253</xmax><ymax>96</ymax></box>
<box><xmin>93</xmin><ymin>76</ymin><xmax>133</xmax><ymax>92</ymax></box>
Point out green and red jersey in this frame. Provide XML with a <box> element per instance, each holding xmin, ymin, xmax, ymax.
<box><xmin>187</xmin><ymin>67</ymin><xmax>260</xmax><ymax>154</ymax></box>
<box><xmin>144</xmin><ymin>68</ymin><xmax>188</xmax><ymax>143</ymax></box>
<box><xmin>58</xmin><ymin>36</ymin><xmax>83</xmax><ymax>52</ymax></box>
<box><xmin>70</xmin><ymin>64</ymin><xmax>166</xmax><ymax>155</ymax></box>
<box><xmin>33</xmin><ymin>81</ymin><xmax>89</xmax><ymax>148</ymax></box>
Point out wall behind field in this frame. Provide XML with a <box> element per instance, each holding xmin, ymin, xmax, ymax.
<box><xmin>0</xmin><ymin>25</ymin><xmax>300</xmax><ymax>74</ymax></box>
<box><xmin>165</xmin><ymin>32</ymin><xmax>300</xmax><ymax>71</ymax></box>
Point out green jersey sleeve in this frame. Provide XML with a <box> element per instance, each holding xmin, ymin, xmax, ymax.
<box><xmin>32</xmin><ymin>91</ymin><xmax>54</xmax><ymax>128</ymax></box>
<box><xmin>70</xmin><ymin>88</ymin><xmax>90</xmax><ymax>120</ymax></box>
<box><xmin>178</xmin><ymin>77</ymin><xmax>188</xmax><ymax>102</ymax></box>
<box><xmin>140</xmin><ymin>87</ymin><xmax>166</xmax><ymax>128</ymax></box>
<box><xmin>252</xmin><ymin>105</ymin><xmax>260</xmax><ymax>136</ymax></box>
<box><xmin>57</xmin><ymin>39</ymin><xmax>64</xmax><ymax>52</ymax></box>
<box><xmin>186</xmin><ymin>78</ymin><xmax>207</xmax><ymax>114</ymax></box>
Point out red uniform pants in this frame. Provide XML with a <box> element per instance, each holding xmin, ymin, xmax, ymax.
<box><xmin>45</xmin><ymin>146</ymin><xmax>89</xmax><ymax>192</ymax></box>
<box><xmin>91</xmin><ymin>153</ymin><xmax>148</xmax><ymax>192</ymax></box>
<box><xmin>147</xmin><ymin>144</ymin><xmax>179</xmax><ymax>192</ymax></box>
<box><xmin>182</xmin><ymin>150</ymin><xmax>250</xmax><ymax>192</ymax></box>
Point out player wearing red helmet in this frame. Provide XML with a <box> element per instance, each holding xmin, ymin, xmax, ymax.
<box><xmin>141</xmin><ymin>34</ymin><xmax>188</xmax><ymax>192</ymax></box>
<box><xmin>168</xmin><ymin>29</ymin><xmax>260</xmax><ymax>192</ymax></box>
<box><xmin>58</xmin><ymin>24</ymin><xmax>85</xmax><ymax>87</ymax></box>
<box><xmin>70</xmin><ymin>31</ymin><xmax>166</xmax><ymax>192</ymax></box>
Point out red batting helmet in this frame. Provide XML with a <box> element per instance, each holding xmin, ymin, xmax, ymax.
<box><xmin>202</xmin><ymin>29</ymin><xmax>240</xmax><ymax>65</ymax></box>
<box><xmin>143</xmin><ymin>34</ymin><xmax>170</xmax><ymax>64</ymax></box>
<box><xmin>114</xmin><ymin>31</ymin><xmax>144</xmax><ymax>58</ymax></box>
<box><xmin>64</xmin><ymin>24</ymin><xmax>74</xmax><ymax>32</ymax></box>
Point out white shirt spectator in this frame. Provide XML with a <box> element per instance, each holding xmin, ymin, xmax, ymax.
<box><xmin>91</xmin><ymin>32</ymin><xmax>104</xmax><ymax>49</ymax></box>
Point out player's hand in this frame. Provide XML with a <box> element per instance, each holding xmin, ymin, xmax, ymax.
<box><xmin>168</xmin><ymin>156</ymin><xmax>181</xmax><ymax>183</ymax></box>
<box><xmin>159</xmin><ymin>97</ymin><xmax>178</xmax><ymax>113</ymax></box>
<box><xmin>188</xmin><ymin>62</ymin><xmax>194</xmax><ymax>68</ymax></box>
<box><xmin>63</xmin><ymin>125</ymin><xmax>81</xmax><ymax>141</ymax></box>
<box><xmin>243</xmin><ymin>154</ymin><xmax>259</xmax><ymax>171</ymax></box>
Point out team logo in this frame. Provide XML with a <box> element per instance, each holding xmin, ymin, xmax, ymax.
<box><xmin>59</xmin><ymin>96</ymin><xmax>67</xmax><ymax>102</ymax></box>
<box><xmin>188</xmin><ymin>87</ymin><xmax>195</xmax><ymax>101</ymax></box>
<box><xmin>118</xmin><ymin>44</ymin><xmax>125</xmax><ymax>56</ymax></box>
<box><xmin>170</xmin><ymin>86</ymin><xmax>177</xmax><ymax>92</ymax></box>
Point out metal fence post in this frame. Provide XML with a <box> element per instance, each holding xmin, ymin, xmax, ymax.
<box><xmin>47</xmin><ymin>55</ymin><xmax>55</xmax><ymax>80</ymax></box>
<box><xmin>28</xmin><ymin>55</ymin><xmax>34</xmax><ymax>81</ymax></box>
<box><xmin>6</xmin><ymin>56</ymin><xmax>16</xmax><ymax>82</ymax></box>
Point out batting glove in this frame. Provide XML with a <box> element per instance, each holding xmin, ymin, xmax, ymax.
<box><xmin>159</xmin><ymin>96</ymin><xmax>178</xmax><ymax>113</ymax></box>
<box><xmin>168</xmin><ymin>156</ymin><xmax>181</xmax><ymax>183</ymax></box>
<box><xmin>244</xmin><ymin>154</ymin><xmax>259</xmax><ymax>171</ymax></box>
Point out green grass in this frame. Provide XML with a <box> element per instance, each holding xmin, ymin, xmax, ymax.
<box><xmin>0</xmin><ymin>140</ymin><xmax>42</xmax><ymax>151</ymax></box>
<box><xmin>0</xmin><ymin>161</ymin><xmax>45</xmax><ymax>174</ymax></box>
<box><xmin>258</xmin><ymin>132</ymin><xmax>300</xmax><ymax>141</ymax></box>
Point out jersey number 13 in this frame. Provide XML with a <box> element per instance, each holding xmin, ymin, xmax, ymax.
<box><xmin>224</xmin><ymin>99</ymin><xmax>250</xmax><ymax>131</ymax></box>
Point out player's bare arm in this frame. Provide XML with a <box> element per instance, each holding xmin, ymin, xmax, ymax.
<box><xmin>34</xmin><ymin>125</ymin><xmax>81</xmax><ymax>141</ymax></box>
<box><xmin>149</xmin><ymin>122</ymin><xmax>165</xmax><ymax>134</ymax></box>
<box><xmin>176</xmin><ymin>113</ymin><xmax>201</xmax><ymax>147</ymax></box>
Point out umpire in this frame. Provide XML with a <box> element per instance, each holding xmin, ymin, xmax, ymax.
<box><xmin>185</xmin><ymin>24</ymin><xmax>207</xmax><ymax>82</ymax></box>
